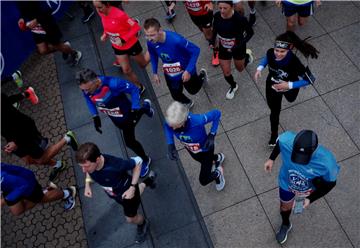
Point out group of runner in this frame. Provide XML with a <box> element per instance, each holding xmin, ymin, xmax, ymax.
<box><xmin>2</xmin><ymin>0</ymin><xmax>340</xmax><ymax>245</ymax></box>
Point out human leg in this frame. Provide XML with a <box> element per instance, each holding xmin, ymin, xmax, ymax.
<box><xmin>276</xmin><ymin>188</ymin><xmax>295</xmax><ymax>244</ymax></box>
<box><xmin>114</xmin><ymin>54</ymin><xmax>143</xmax><ymax>88</ymax></box>
<box><xmin>265</xmin><ymin>82</ymin><xmax>283</xmax><ymax>145</ymax></box>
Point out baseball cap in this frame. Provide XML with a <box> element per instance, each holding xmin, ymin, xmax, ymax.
<box><xmin>291</xmin><ymin>130</ymin><xmax>318</xmax><ymax>165</ymax></box>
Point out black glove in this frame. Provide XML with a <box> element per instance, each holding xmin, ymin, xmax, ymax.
<box><xmin>203</xmin><ymin>133</ymin><xmax>215</xmax><ymax>150</ymax></box>
<box><xmin>167</xmin><ymin>144</ymin><xmax>178</xmax><ymax>161</ymax></box>
<box><xmin>93</xmin><ymin>116</ymin><xmax>102</xmax><ymax>134</ymax></box>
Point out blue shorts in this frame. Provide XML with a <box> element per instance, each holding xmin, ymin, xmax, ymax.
<box><xmin>279</xmin><ymin>187</ymin><xmax>295</xmax><ymax>202</ymax></box>
<box><xmin>282</xmin><ymin>1</ymin><xmax>313</xmax><ymax>17</ymax></box>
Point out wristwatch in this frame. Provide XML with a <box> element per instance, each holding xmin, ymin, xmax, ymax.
<box><xmin>130</xmin><ymin>183</ymin><xmax>137</xmax><ymax>188</ymax></box>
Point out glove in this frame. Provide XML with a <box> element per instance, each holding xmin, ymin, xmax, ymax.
<box><xmin>167</xmin><ymin>144</ymin><xmax>178</xmax><ymax>161</ymax></box>
<box><xmin>203</xmin><ymin>133</ymin><xmax>215</xmax><ymax>150</ymax></box>
<box><xmin>93</xmin><ymin>116</ymin><xmax>102</xmax><ymax>134</ymax></box>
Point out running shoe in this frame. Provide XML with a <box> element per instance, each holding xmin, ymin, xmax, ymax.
<box><xmin>82</xmin><ymin>10</ymin><xmax>95</xmax><ymax>23</ymax></box>
<box><xmin>226</xmin><ymin>84</ymin><xmax>239</xmax><ymax>100</ymax></box>
<box><xmin>165</xmin><ymin>10</ymin><xmax>176</xmax><ymax>22</ymax></box>
<box><xmin>199</xmin><ymin>68</ymin><xmax>208</xmax><ymax>84</ymax></box>
<box><xmin>71</xmin><ymin>50</ymin><xmax>82</xmax><ymax>66</ymax></box>
<box><xmin>140</xmin><ymin>157</ymin><xmax>151</xmax><ymax>178</ymax></box>
<box><xmin>65</xmin><ymin>131</ymin><xmax>79</xmax><ymax>151</ymax></box>
<box><xmin>62</xmin><ymin>41</ymin><xmax>71</xmax><ymax>60</ymax></box>
<box><xmin>12</xmin><ymin>70</ymin><xmax>23</xmax><ymax>88</ymax></box>
<box><xmin>246</xmin><ymin>49</ymin><xmax>254</xmax><ymax>66</ymax></box>
<box><xmin>185</xmin><ymin>100</ymin><xmax>194</xmax><ymax>109</ymax></box>
<box><xmin>25</xmin><ymin>87</ymin><xmax>39</xmax><ymax>105</ymax></box>
<box><xmin>64</xmin><ymin>186</ymin><xmax>76</xmax><ymax>211</ymax></box>
<box><xmin>49</xmin><ymin>161</ymin><xmax>68</xmax><ymax>182</ymax></box>
<box><xmin>143</xmin><ymin>99</ymin><xmax>154</xmax><ymax>118</ymax></box>
<box><xmin>212</xmin><ymin>50</ymin><xmax>220</xmax><ymax>66</ymax></box>
<box><xmin>135</xmin><ymin>219</ymin><xmax>150</xmax><ymax>243</ymax></box>
<box><xmin>212</xmin><ymin>152</ymin><xmax>225</xmax><ymax>172</ymax></box>
<box><xmin>12</xmin><ymin>102</ymin><xmax>21</xmax><ymax>109</ymax></box>
<box><xmin>276</xmin><ymin>223</ymin><xmax>292</xmax><ymax>244</ymax></box>
<box><xmin>215</xmin><ymin>164</ymin><xmax>225</xmax><ymax>191</ymax></box>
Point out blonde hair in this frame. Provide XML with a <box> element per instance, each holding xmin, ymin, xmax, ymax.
<box><xmin>166</xmin><ymin>101</ymin><xmax>189</xmax><ymax>127</ymax></box>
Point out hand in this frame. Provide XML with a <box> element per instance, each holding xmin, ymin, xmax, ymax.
<box><xmin>203</xmin><ymin>133</ymin><xmax>215</xmax><ymax>151</ymax></box>
<box><xmin>84</xmin><ymin>184</ymin><xmax>92</xmax><ymax>198</ymax></box>
<box><xmin>168</xmin><ymin>144</ymin><xmax>178</xmax><ymax>160</ymax></box>
<box><xmin>182</xmin><ymin>71</ymin><xmax>191</xmax><ymax>82</ymax></box>
<box><xmin>272</xmin><ymin>81</ymin><xmax>289</xmax><ymax>91</ymax></box>
<box><xmin>204</xmin><ymin>2</ymin><xmax>213</xmax><ymax>12</ymax></box>
<box><xmin>275</xmin><ymin>0</ymin><xmax>282</xmax><ymax>7</ymax></box>
<box><xmin>153</xmin><ymin>74</ymin><xmax>161</xmax><ymax>85</ymax></box>
<box><xmin>122</xmin><ymin>186</ymin><xmax>135</xmax><ymax>199</ymax></box>
<box><xmin>18</xmin><ymin>18</ymin><xmax>27</xmax><ymax>31</ymax></box>
<box><xmin>93</xmin><ymin>116</ymin><xmax>102</xmax><ymax>134</ymax></box>
<box><xmin>100</xmin><ymin>33</ymin><xmax>108</xmax><ymax>42</ymax></box>
<box><xmin>4</xmin><ymin>142</ymin><xmax>17</xmax><ymax>153</ymax></box>
<box><xmin>303</xmin><ymin>198</ymin><xmax>310</xmax><ymax>209</ymax></box>
<box><xmin>254</xmin><ymin>70</ymin><xmax>262</xmax><ymax>82</ymax></box>
<box><xmin>26</xmin><ymin>19</ymin><xmax>38</xmax><ymax>29</ymax></box>
<box><xmin>264</xmin><ymin>159</ymin><xmax>274</xmax><ymax>173</ymax></box>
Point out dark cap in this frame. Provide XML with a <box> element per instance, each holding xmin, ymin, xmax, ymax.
<box><xmin>291</xmin><ymin>130</ymin><xmax>318</xmax><ymax>165</ymax></box>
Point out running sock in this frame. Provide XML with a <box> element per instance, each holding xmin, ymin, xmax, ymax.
<box><xmin>280</xmin><ymin>210</ymin><xmax>292</xmax><ymax>226</ymax></box>
<box><xmin>224</xmin><ymin>75</ymin><xmax>237</xmax><ymax>88</ymax></box>
<box><xmin>63</xmin><ymin>189</ymin><xmax>70</xmax><ymax>199</ymax></box>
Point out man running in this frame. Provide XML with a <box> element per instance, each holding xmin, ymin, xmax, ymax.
<box><xmin>144</xmin><ymin>18</ymin><xmax>208</xmax><ymax>109</ymax></box>
<box><xmin>76</xmin><ymin>68</ymin><xmax>154</xmax><ymax>178</ymax></box>
<box><xmin>264</xmin><ymin>130</ymin><xmax>339</xmax><ymax>244</ymax></box>
<box><xmin>76</xmin><ymin>142</ymin><xmax>156</xmax><ymax>243</ymax></box>
<box><xmin>1</xmin><ymin>163</ymin><xmax>76</xmax><ymax>216</ymax></box>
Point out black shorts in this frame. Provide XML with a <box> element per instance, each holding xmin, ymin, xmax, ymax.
<box><xmin>112</xmin><ymin>185</ymin><xmax>141</xmax><ymax>218</ymax></box>
<box><xmin>5</xmin><ymin>182</ymin><xmax>44</xmax><ymax>206</ymax></box>
<box><xmin>112</xmin><ymin>41</ymin><xmax>143</xmax><ymax>56</ymax></box>
<box><xmin>218</xmin><ymin>44</ymin><xmax>246</xmax><ymax>60</ymax></box>
<box><xmin>189</xmin><ymin>11</ymin><xmax>213</xmax><ymax>30</ymax></box>
<box><xmin>13</xmin><ymin>140</ymin><xmax>44</xmax><ymax>159</ymax></box>
<box><xmin>282</xmin><ymin>2</ymin><xmax>313</xmax><ymax>17</ymax></box>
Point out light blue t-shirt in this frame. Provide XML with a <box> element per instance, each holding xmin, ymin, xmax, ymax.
<box><xmin>278</xmin><ymin>131</ymin><xmax>340</xmax><ymax>195</ymax></box>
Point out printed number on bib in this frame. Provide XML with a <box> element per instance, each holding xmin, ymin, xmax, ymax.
<box><xmin>218</xmin><ymin>35</ymin><xmax>235</xmax><ymax>49</ymax></box>
<box><xmin>183</xmin><ymin>142</ymin><xmax>202</xmax><ymax>153</ymax></box>
<box><xmin>98</xmin><ymin>106</ymin><xmax>123</xmax><ymax>117</ymax></box>
<box><xmin>185</xmin><ymin>1</ymin><xmax>201</xmax><ymax>12</ymax></box>
<box><xmin>163</xmin><ymin>62</ymin><xmax>184</xmax><ymax>77</ymax></box>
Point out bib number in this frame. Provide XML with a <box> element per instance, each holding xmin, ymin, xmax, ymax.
<box><xmin>219</xmin><ymin>36</ymin><xmax>235</xmax><ymax>49</ymax></box>
<box><xmin>182</xmin><ymin>142</ymin><xmax>202</xmax><ymax>153</ymax></box>
<box><xmin>163</xmin><ymin>62</ymin><xmax>183</xmax><ymax>77</ymax></box>
<box><xmin>98</xmin><ymin>107</ymin><xmax>123</xmax><ymax>117</ymax></box>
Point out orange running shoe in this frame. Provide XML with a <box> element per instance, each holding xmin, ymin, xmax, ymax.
<box><xmin>212</xmin><ymin>51</ymin><xmax>219</xmax><ymax>66</ymax></box>
<box><xmin>25</xmin><ymin>87</ymin><xmax>39</xmax><ymax>105</ymax></box>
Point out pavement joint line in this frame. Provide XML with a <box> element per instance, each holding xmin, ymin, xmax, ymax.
<box><xmin>131</xmin><ymin>4</ymin><xmax>166</xmax><ymax>20</ymax></box>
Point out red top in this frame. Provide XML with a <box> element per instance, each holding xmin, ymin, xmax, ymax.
<box><xmin>184</xmin><ymin>0</ymin><xmax>211</xmax><ymax>16</ymax></box>
<box><xmin>99</xmin><ymin>7</ymin><xmax>140</xmax><ymax>50</ymax></box>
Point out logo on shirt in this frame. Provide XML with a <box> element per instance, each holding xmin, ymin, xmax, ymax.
<box><xmin>288</xmin><ymin>170</ymin><xmax>310</xmax><ymax>193</ymax></box>
<box><xmin>160</xmin><ymin>53</ymin><xmax>172</xmax><ymax>62</ymax></box>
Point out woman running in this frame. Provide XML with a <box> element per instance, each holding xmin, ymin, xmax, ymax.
<box><xmin>210</xmin><ymin>1</ymin><xmax>254</xmax><ymax>100</ymax></box>
<box><xmin>93</xmin><ymin>0</ymin><xmax>149</xmax><ymax>93</ymax></box>
<box><xmin>254</xmin><ymin>31</ymin><xmax>319</xmax><ymax>146</ymax></box>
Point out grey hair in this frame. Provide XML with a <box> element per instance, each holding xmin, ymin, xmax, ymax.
<box><xmin>165</xmin><ymin>101</ymin><xmax>189</xmax><ymax>127</ymax></box>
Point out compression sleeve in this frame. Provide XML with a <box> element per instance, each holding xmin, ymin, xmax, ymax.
<box><xmin>147</xmin><ymin>42</ymin><xmax>159</xmax><ymax>74</ymax></box>
<box><xmin>307</xmin><ymin>177</ymin><xmax>336</xmax><ymax>203</ymax></box>
<box><xmin>257</xmin><ymin>56</ymin><xmax>268</xmax><ymax>71</ymax></box>
<box><xmin>269</xmin><ymin>142</ymin><xmax>280</xmax><ymax>160</ymax></box>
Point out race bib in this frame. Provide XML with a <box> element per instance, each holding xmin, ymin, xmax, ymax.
<box><xmin>218</xmin><ymin>35</ymin><xmax>235</xmax><ymax>49</ymax></box>
<box><xmin>163</xmin><ymin>62</ymin><xmax>184</xmax><ymax>77</ymax></box>
<box><xmin>107</xmin><ymin>32</ymin><xmax>122</xmax><ymax>46</ymax></box>
<box><xmin>102</xmin><ymin>186</ymin><xmax>116</xmax><ymax>196</ymax></box>
<box><xmin>182</xmin><ymin>142</ymin><xmax>202</xmax><ymax>153</ymax></box>
<box><xmin>185</xmin><ymin>1</ymin><xmax>201</xmax><ymax>12</ymax></box>
<box><xmin>98</xmin><ymin>106</ymin><xmax>123</xmax><ymax>117</ymax></box>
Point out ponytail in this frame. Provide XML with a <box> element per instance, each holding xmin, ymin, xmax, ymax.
<box><xmin>275</xmin><ymin>31</ymin><xmax>319</xmax><ymax>59</ymax></box>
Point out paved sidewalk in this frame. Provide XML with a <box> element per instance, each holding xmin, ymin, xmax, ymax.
<box><xmin>1</xmin><ymin>1</ymin><xmax>359</xmax><ymax>248</ymax></box>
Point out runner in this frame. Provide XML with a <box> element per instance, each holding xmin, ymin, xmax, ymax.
<box><xmin>76</xmin><ymin>142</ymin><xmax>156</xmax><ymax>243</ymax></box>
<box><xmin>164</xmin><ymin>101</ymin><xmax>225</xmax><ymax>191</ymax></box>
<box><xmin>276</xmin><ymin>0</ymin><xmax>321</xmax><ymax>31</ymax></box>
<box><xmin>1</xmin><ymin>93</ymin><xmax>78</xmax><ymax>183</ymax></box>
<box><xmin>264</xmin><ymin>130</ymin><xmax>339</xmax><ymax>244</ymax></box>
<box><xmin>93</xmin><ymin>0</ymin><xmax>149</xmax><ymax>93</ymax></box>
<box><xmin>76</xmin><ymin>68</ymin><xmax>154</xmax><ymax>178</ymax></box>
<box><xmin>254</xmin><ymin>31</ymin><xmax>319</xmax><ymax>146</ymax></box>
<box><xmin>184</xmin><ymin>0</ymin><xmax>219</xmax><ymax>66</ymax></box>
<box><xmin>210</xmin><ymin>1</ymin><xmax>254</xmax><ymax>100</ymax></box>
<box><xmin>233</xmin><ymin>0</ymin><xmax>257</xmax><ymax>26</ymax></box>
<box><xmin>1</xmin><ymin>163</ymin><xmax>76</xmax><ymax>216</ymax></box>
<box><xmin>165</xmin><ymin>1</ymin><xmax>177</xmax><ymax>22</ymax></box>
<box><xmin>144</xmin><ymin>18</ymin><xmax>208</xmax><ymax>109</ymax></box>
<box><xmin>16</xmin><ymin>1</ymin><xmax>82</xmax><ymax>66</ymax></box>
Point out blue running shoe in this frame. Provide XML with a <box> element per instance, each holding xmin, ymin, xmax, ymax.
<box><xmin>140</xmin><ymin>157</ymin><xmax>151</xmax><ymax>178</ymax></box>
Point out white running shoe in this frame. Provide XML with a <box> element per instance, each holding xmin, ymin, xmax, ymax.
<box><xmin>226</xmin><ymin>84</ymin><xmax>239</xmax><ymax>100</ymax></box>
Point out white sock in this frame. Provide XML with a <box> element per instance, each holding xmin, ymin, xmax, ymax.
<box><xmin>54</xmin><ymin>160</ymin><xmax>62</xmax><ymax>169</ymax></box>
<box><xmin>63</xmin><ymin>189</ymin><xmax>70</xmax><ymax>199</ymax></box>
<box><xmin>64</xmin><ymin>134</ymin><xmax>71</xmax><ymax>144</ymax></box>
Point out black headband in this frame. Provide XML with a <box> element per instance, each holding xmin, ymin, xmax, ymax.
<box><xmin>274</xmin><ymin>40</ymin><xmax>291</xmax><ymax>49</ymax></box>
